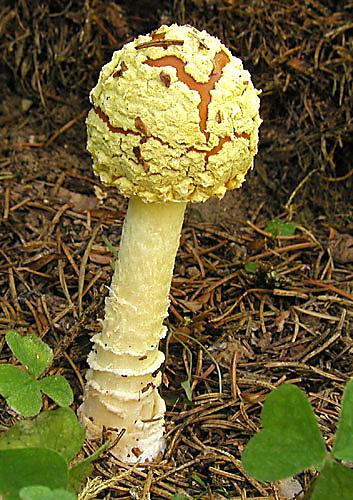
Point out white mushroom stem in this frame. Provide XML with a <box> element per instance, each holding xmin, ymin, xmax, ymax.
<box><xmin>79</xmin><ymin>196</ymin><xmax>186</xmax><ymax>462</ymax></box>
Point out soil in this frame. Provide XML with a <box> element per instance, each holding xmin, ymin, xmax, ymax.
<box><xmin>0</xmin><ymin>1</ymin><xmax>352</xmax><ymax>499</ymax></box>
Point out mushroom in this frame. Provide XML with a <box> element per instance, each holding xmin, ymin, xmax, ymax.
<box><xmin>79</xmin><ymin>24</ymin><xmax>261</xmax><ymax>463</ymax></box>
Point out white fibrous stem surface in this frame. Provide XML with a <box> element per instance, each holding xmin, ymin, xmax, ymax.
<box><xmin>79</xmin><ymin>197</ymin><xmax>186</xmax><ymax>462</ymax></box>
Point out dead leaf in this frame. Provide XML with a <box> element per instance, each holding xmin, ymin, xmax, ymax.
<box><xmin>52</xmin><ymin>187</ymin><xmax>98</xmax><ymax>211</ymax></box>
<box><xmin>89</xmin><ymin>253</ymin><xmax>112</xmax><ymax>265</ymax></box>
<box><xmin>104</xmin><ymin>2</ymin><xmax>129</xmax><ymax>37</ymax></box>
<box><xmin>287</xmin><ymin>57</ymin><xmax>313</xmax><ymax>76</ymax></box>
<box><xmin>278</xmin><ymin>477</ymin><xmax>303</xmax><ymax>499</ymax></box>
<box><xmin>331</xmin><ymin>233</ymin><xmax>353</xmax><ymax>264</ymax></box>
<box><xmin>178</xmin><ymin>299</ymin><xmax>203</xmax><ymax>312</ymax></box>
<box><xmin>274</xmin><ymin>310</ymin><xmax>290</xmax><ymax>333</ymax></box>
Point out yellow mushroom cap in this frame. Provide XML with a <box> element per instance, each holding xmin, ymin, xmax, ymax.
<box><xmin>87</xmin><ymin>24</ymin><xmax>261</xmax><ymax>203</ymax></box>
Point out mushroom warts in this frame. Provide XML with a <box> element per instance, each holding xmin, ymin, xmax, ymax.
<box><xmin>145</xmin><ymin>51</ymin><xmax>230</xmax><ymax>141</ymax></box>
<box><xmin>94</xmin><ymin>106</ymin><xmax>248</xmax><ymax>173</ymax></box>
<box><xmin>94</xmin><ymin>107</ymin><xmax>139</xmax><ymax>136</ymax></box>
<box><xmin>94</xmin><ymin>107</ymin><xmax>169</xmax><ymax>147</ymax></box>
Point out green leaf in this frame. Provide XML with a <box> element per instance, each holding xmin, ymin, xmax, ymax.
<box><xmin>242</xmin><ymin>384</ymin><xmax>326</xmax><ymax>481</ymax></box>
<box><xmin>38</xmin><ymin>376</ymin><xmax>73</xmax><ymax>407</ymax></box>
<box><xmin>6</xmin><ymin>331</ymin><xmax>53</xmax><ymax>378</ymax></box>
<box><xmin>264</xmin><ymin>219</ymin><xmax>296</xmax><ymax>237</ymax></box>
<box><xmin>310</xmin><ymin>460</ymin><xmax>353</xmax><ymax>500</ymax></box>
<box><xmin>0</xmin><ymin>365</ymin><xmax>42</xmax><ymax>417</ymax></box>
<box><xmin>68</xmin><ymin>440</ymin><xmax>110</xmax><ymax>493</ymax></box>
<box><xmin>68</xmin><ymin>461</ymin><xmax>93</xmax><ymax>494</ymax></box>
<box><xmin>191</xmin><ymin>472</ymin><xmax>207</xmax><ymax>488</ymax></box>
<box><xmin>172</xmin><ymin>495</ymin><xmax>190</xmax><ymax>500</ymax></box>
<box><xmin>0</xmin><ymin>407</ymin><xmax>85</xmax><ymax>464</ymax></box>
<box><xmin>20</xmin><ymin>486</ymin><xmax>76</xmax><ymax>500</ymax></box>
<box><xmin>102</xmin><ymin>235</ymin><xmax>119</xmax><ymax>259</ymax></box>
<box><xmin>244</xmin><ymin>261</ymin><xmax>258</xmax><ymax>274</ymax></box>
<box><xmin>0</xmin><ymin>365</ymin><xmax>33</xmax><ymax>398</ymax></box>
<box><xmin>102</xmin><ymin>235</ymin><xmax>119</xmax><ymax>269</ymax></box>
<box><xmin>280</xmin><ymin>223</ymin><xmax>296</xmax><ymax>236</ymax></box>
<box><xmin>333</xmin><ymin>379</ymin><xmax>353</xmax><ymax>461</ymax></box>
<box><xmin>7</xmin><ymin>381</ymin><xmax>43</xmax><ymax>417</ymax></box>
<box><xmin>0</xmin><ymin>448</ymin><xmax>68</xmax><ymax>500</ymax></box>
<box><xmin>181</xmin><ymin>380</ymin><xmax>193</xmax><ymax>401</ymax></box>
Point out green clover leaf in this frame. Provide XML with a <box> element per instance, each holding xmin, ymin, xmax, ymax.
<box><xmin>242</xmin><ymin>384</ymin><xmax>326</xmax><ymax>481</ymax></box>
<box><xmin>0</xmin><ymin>407</ymin><xmax>85</xmax><ymax>464</ymax></box>
<box><xmin>0</xmin><ymin>365</ymin><xmax>33</xmax><ymax>398</ymax></box>
<box><xmin>0</xmin><ymin>448</ymin><xmax>68</xmax><ymax>499</ymax></box>
<box><xmin>6</xmin><ymin>331</ymin><xmax>53</xmax><ymax>378</ymax></box>
<box><xmin>1</xmin><ymin>332</ymin><xmax>73</xmax><ymax>416</ymax></box>
<box><xmin>38</xmin><ymin>376</ymin><xmax>73</xmax><ymax>408</ymax></box>
<box><xmin>333</xmin><ymin>379</ymin><xmax>353</xmax><ymax>462</ymax></box>
<box><xmin>6</xmin><ymin>381</ymin><xmax>43</xmax><ymax>417</ymax></box>
<box><xmin>310</xmin><ymin>460</ymin><xmax>353</xmax><ymax>500</ymax></box>
<box><xmin>264</xmin><ymin>219</ymin><xmax>296</xmax><ymax>237</ymax></box>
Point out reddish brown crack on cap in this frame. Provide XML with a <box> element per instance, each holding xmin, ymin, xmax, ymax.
<box><xmin>145</xmin><ymin>51</ymin><xmax>230</xmax><ymax>142</ymax></box>
<box><xmin>205</xmin><ymin>136</ymin><xmax>231</xmax><ymax>163</ymax></box>
<box><xmin>94</xmin><ymin>107</ymin><xmax>170</xmax><ymax>147</ymax></box>
<box><xmin>95</xmin><ymin>107</ymin><xmax>140</xmax><ymax>136</ymax></box>
<box><xmin>137</xmin><ymin>30</ymin><xmax>184</xmax><ymax>50</ymax></box>
<box><xmin>188</xmin><ymin>136</ymin><xmax>231</xmax><ymax>168</ymax></box>
<box><xmin>188</xmin><ymin>131</ymin><xmax>250</xmax><ymax>167</ymax></box>
<box><xmin>133</xmin><ymin>146</ymin><xmax>149</xmax><ymax>172</ymax></box>
<box><xmin>113</xmin><ymin>62</ymin><xmax>128</xmax><ymax>78</ymax></box>
<box><xmin>94</xmin><ymin>107</ymin><xmax>250</xmax><ymax>174</ymax></box>
<box><xmin>234</xmin><ymin>131</ymin><xmax>251</xmax><ymax>139</ymax></box>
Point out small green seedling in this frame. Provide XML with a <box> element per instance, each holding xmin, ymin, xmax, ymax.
<box><xmin>242</xmin><ymin>381</ymin><xmax>353</xmax><ymax>499</ymax></box>
<box><xmin>0</xmin><ymin>331</ymin><xmax>73</xmax><ymax>416</ymax></box>
<box><xmin>244</xmin><ymin>261</ymin><xmax>258</xmax><ymax>274</ymax></box>
<box><xmin>0</xmin><ymin>332</ymin><xmax>108</xmax><ymax>499</ymax></box>
<box><xmin>264</xmin><ymin>218</ymin><xmax>296</xmax><ymax>237</ymax></box>
<box><xmin>171</xmin><ymin>473</ymin><xmax>207</xmax><ymax>500</ymax></box>
<box><xmin>102</xmin><ymin>235</ymin><xmax>119</xmax><ymax>269</ymax></box>
<box><xmin>180</xmin><ymin>379</ymin><xmax>193</xmax><ymax>402</ymax></box>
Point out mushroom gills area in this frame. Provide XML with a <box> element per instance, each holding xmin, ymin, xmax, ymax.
<box><xmin>79</xmin><ymin>197</ymin><xmax>186</xmax><ymax>462</ymax></box>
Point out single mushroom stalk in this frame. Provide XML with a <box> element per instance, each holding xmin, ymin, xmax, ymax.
<box><xmin>80</xmin><ymin>198</ymin><xmax>185</xmax><ymax>461</ymax></box>
<box><xmin>79</xmin><ymin>24</ymin><xmax>261</xmax><ymax>462</ymax></box>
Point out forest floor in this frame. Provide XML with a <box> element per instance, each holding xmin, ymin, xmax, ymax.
<box><xmin>0</xmin><ymin>1</ymin><xmax>353</xmax><ymax>498</ymax></box>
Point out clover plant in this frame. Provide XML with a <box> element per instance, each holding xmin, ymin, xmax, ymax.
<box><xmin>242</xmin><ymin>381</ymin><xmax>353</xmax><ymax>499</ymax></box>
<box><xmin>0</xmin><ymin>331</ymin><xmax>106</xmax><ymax>499</ymax></box>
<box><xmin>264</xmin><ymin>218</ymin><xmax>296</xmax><ymax>237</ymax></box>
<box><xmin>0</xmin><ymin>331</ymin><xmax>73</xmax><ymax>416</ymax></box>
